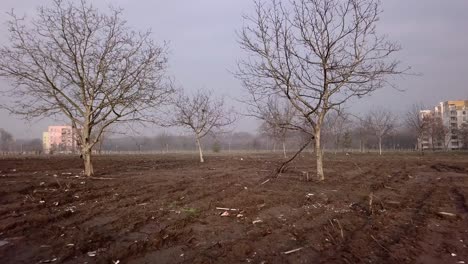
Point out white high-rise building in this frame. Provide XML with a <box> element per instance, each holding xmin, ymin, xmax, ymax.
<box><xmin>420</xmin><ymin>100</ymin><xmax>468</xmax><ymax>150</ymax></box>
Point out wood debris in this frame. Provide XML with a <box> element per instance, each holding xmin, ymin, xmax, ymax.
<box><xmin>216</xmin><ymin>207</ymin><xmax>239</xmax><ymax>211</ymax></box>
<box><xmin>220</xmin><ymin>211</ymin><xmax>230</xmax><ymax>217</ymax></box>
<box><xmin>283</xmin><ymin>247</ymin><xmax>303</xmax><ymax>255</ymax></box>
<box><xmin>437</xmin><ymin>211</ymin><xmax>457</xmax><ymax>217</ymax></box>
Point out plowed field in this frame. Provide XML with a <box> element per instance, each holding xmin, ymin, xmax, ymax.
<box><xmin>1</xmin><ymin>153</ymin><xmax>467</xmax><ymax>263</ymax></box>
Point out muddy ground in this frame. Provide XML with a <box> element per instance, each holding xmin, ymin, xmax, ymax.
<box><xmin>0</xmin><ymin>152</ymin><xmax>467</xmax><ymax>264</ymax></box>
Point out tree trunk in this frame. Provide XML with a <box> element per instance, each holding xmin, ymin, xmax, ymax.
<box><xmin>378</xmin><ymin>136</ymin><xmax>382</xmax><ymax>155</ymax></box>
<box><xmin>417</xmin><ymin>136</ymin><xmax>424</xmax><ymax>156</ymax></box>
<box><xmin>196</xmin><ymin>136</ymin><xmax>204</xmax><ymax>163</ymax></box>
<box><xmin>315</xmin><ymin>128</ymin><xmax>325</xmax><ymax>181</ymax></box>
<box><xmin>81</xmin><ymin>121</ymin><xmax>94</xmax><ymax>176</ymax></box>
<box><xmin>282</xmin><ymin>141</ymin><xmax>286</xmax><ymax>158</ymax></box>
<box><xmin>334</xmin><ymin>137</ymin><xmax>338</xmax><ymax>155</ymax></box>
<box><xmin>83</xmin><ymin>147</ymin><xmax>94</xmax><ymax>176</ymax></box>
<box><xmin>98</xmin><ymin>140</ymin><xmax>103</xmax><ymax>155</ymax></box>
<box><xmin>431</xmin><ymin>134</ymin><xmax>435</xmax><ymax>151</ymax></box>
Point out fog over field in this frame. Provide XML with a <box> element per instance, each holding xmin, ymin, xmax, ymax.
<box><xmin>1</xmin><ymin>0</ymin><xmax>468</xmax><ymax>138</ymax></box>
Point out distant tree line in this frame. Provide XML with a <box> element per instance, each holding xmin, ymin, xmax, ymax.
<box><xmin>0</xmin><ymin>128</ymin><xmax>42</xmax><ymax>153</ymax></box>
<box><xmin>64</xmin><ymin>113</ymin><xmax>439</xmax><ymax>154</ymax></box>
<box><xmin>3</xmin><ymin>101</ymin><xmax>468</xmax><ymax>156</ymax></box>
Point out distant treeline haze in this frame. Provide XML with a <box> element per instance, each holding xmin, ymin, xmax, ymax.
<box><xmin>0</xmin><ymin>127</ymin><xmax>418</xmax><ymax>153</ymax></box>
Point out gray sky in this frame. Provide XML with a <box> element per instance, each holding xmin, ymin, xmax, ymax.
<box><xmin>1</xmin><ymin>0</ymin><xmax>468</xmax><ymax>139</ymax></box>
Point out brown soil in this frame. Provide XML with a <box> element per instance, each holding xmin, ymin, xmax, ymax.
<box><xmin>0</xmin><ymin>152</ymin><xmax>467</xmax><ymax>263</ymax></box>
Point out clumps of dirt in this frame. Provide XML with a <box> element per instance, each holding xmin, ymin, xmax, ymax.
<box><xmin>0</xmin><ymin>153</ymin><xmax>467</xmax><ymax>263</ymax></box>
<box><xmin>430</xmin><ymin>163</ymin><xmax>466</xmax><ymax>173</ymax></box>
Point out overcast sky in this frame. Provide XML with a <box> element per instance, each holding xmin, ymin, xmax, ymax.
<box><xmin>1</xmin><ymin>0</ymin><xmax>468</xmax><ymax>139</ymax></box>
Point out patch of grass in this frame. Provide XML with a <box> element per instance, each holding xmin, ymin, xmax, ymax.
<box><xmin>168</xmin><ymin>201</ymin><xmax>178</xmax><ymax>209</ymax></box>
<box><xmin>182</xmin><ymin>207</ymin><xmax>201</xmax><ymax>218</ymax></box>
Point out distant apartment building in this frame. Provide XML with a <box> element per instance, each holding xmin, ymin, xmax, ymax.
<box><xmin>420</xmin><ymin>100</ymin><xmax>468</xmax><ymax>150</ymax></box>
<box><xmin>42</xmin><ymin>125</ymin><xmax>77</xmax><ymax>153</ymax></box>
<box><xmin>42</xmin><ymin>132</ymin><xmax>50</xmax><ymax>152</ymax></box>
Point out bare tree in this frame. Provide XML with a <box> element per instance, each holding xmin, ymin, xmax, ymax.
<box><xmin>413</xmin><ymin>111</ymin><xmax>449</xmax><ymax>151</ymax></box>
<box><xmin>0</xmin><ymin>128</ymin><xmax>14</xmax><ymax>152</ymax></box>
<box><xmin>365</xmin><ymin>108</ymin><xmax>396</xmax><ymax>155</ymax></box>
<box><xmin>258</xmin><ymin>97</ymin><xmax>296</xmax><ymax>158</ymax></box>
<box><xmin>156</xmin><ymin>131</ymin><xmax>172</xmax><ymax>153</ymax></box>
<box><xmin>428</xmin><ymin>115</ymin><xmax>449</xmax><ymax>151</ymax></box>
<box><xmin>94</xmin><ymin>124</ymin><xmax>116</xmax><ymax>155</ymax></box>
<box><xmin>236</xmin><ymin>0</ymin><xmax>405</xmax><ymax>180</ymax></box>
<box><xmin>170</xmin><ymin>89</ymin><xmax>235</xmax><ymax>163</ymax></box>
<box><xmin>323</xmin><ymin>110</ymin><xmax>351</xmax><ymax>154</ymax></box>
<box><xmin>354</xmin><ymin>117</ymin><xmax>370</xmax><ymax>153</ymax></box>
<box><xmin>22</xmin><ymin>139</ymin><xmax>43</xmax><ymax>153</ymax></box>
<box><xmin>405</xmin><ymin>104</ymin><xmax>430</xmax><ymax>153</ymax></box>
<box><xmin>459</xmin><ymin>123</ymin><xmax>468</xmax><ymax>150</ymax></box>
<box><xmin>341</xmin><ymin>130</ymin><xmax>352</xmax><ymax>151</ymax></box>
<box><xmin>0</xmin><ymin>0</ymin><xmax>172</xmax><ymax>176</ymax></box>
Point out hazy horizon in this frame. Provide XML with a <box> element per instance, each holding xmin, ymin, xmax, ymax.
<box><xmin>1</xmin><ymin>0</ymin><xmax>468</xmax><ymax>139</ymax></box>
